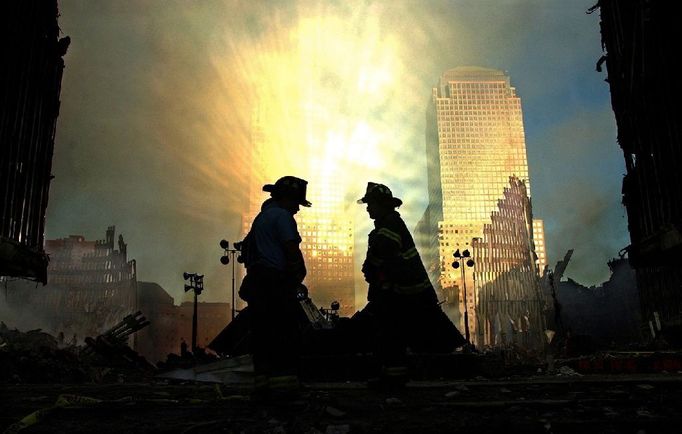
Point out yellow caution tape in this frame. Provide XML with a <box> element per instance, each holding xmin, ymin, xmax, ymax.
<box><xmin>54</xmin><ymin>394</ymin><xmax>102</xmax><ymax>407</ymax></box>
<box><xmin>3</xmin><ymin>407</ymin><xmax>53</xmax><ymax>434</ymax></box>
<box><xmin>4</xmin><ymin>394</ymin><xmax>105</xmax><ymax>434</ymax></box>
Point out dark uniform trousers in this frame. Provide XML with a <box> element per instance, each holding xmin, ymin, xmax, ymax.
<box><xmin>370</xmin><ymin>292</ymin><xmax>439</xmax><ymax>376</ymax></box>
<box><xmin>363</xmin><ymin>211</ymin><xmax>442</xmax><ymax>382</ymax></box>
<box><xmin>242</xmin><ymin>266</ymin><xmax>302</xmax><ymax>389</ymax></box>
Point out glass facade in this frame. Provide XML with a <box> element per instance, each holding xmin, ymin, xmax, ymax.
<box><xmin>533</xmin><ymin>219</ymin><xmax>547</xmax><ymax>273</ymax></box>
<box><xmin>418</xmin><ymin>67</ymin><xmax>546</xmax><ymax>337</ymax></box>
<box><xmin>296</xmin><ymin>181</ymin><xmax>355</xmax><ymax>315</ymax></box>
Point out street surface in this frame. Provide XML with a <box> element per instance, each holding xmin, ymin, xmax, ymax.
<box><xmin>2</xmin><ymin>374</ymin><xmax>682</xmax><ymax>433</ymax></box>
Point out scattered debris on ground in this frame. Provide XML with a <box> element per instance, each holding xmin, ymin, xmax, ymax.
<box><xmin>0</xmin><ymin>320</ymin><xmax>155</xmax><ymax>384</ymax></box>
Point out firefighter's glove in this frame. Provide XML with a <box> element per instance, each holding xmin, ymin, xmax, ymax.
<box><xmin>362</xmin><ymin>260</ymin><xmax>378</xmax><ymax>284</ymax></box>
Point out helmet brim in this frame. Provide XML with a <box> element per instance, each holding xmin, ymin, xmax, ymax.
<box><xmin>357</xmin><ymin>196</ymin><xmax>402</xmax><ymax>207</ymax></box>
<box><xmin>264</xmin><ymin>184</ymin><xmax>311</xmax><ymax>207</ymax></box>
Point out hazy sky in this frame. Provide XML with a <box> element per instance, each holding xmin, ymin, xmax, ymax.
<box><xmin>48</xmin><ymin>0</ymin><xmax>628</xmax><ymax>304</ymax></box>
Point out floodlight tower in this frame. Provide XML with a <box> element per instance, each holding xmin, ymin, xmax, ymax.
<box><xmin>220</xmin><ymin>239</ymin><xmax>245</xmax><ymax>320</ymax></box>
<box><xmin>183</xmin><ymin>272</ymin><xmax>204</xmax><ymax>352</ymax></box>
<box><xmin>452</xmin><ymin>249</ymin><xmax>475</xmax><ymax>344</ymax></box>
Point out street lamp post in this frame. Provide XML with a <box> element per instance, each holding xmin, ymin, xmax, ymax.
<box><xmin>452</xmin><ymin>248</ymin><xmax>475</xmax><ymax>345</ymax></box>
<box><xmin>220</xmin><ymin>239</ymin><xmax>244</xmax><ymax>321</ymax></box>
<box><xmin>183</xmin><ymin>272</ymin><xmax>204</xmax><ymax>352</ymax></box>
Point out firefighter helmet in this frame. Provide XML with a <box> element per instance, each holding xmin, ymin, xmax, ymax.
<box><xmin>357</xmin><ymin>182</ymin><xmax>402</xmax><ymax>208</ymax></box>
<box><xmin>263</xmin><ymin>176</ymin><xmax>312</xmax><ymax>207</ymax></box>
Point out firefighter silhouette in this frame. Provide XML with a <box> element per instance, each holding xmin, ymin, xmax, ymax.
<box><xmin>357</xmin><ymin>182</ymin><xmax>465</xmax><ymax>387</ymax></box>
<box><xmin>239</xmin><ymin>176</ymin><xmax>311</xmax><ymax>398</ymax></box>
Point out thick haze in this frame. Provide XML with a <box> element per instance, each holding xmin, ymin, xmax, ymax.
<box><xmin>48</xmin><ymin>0</ymin><xmax>628</xmax><ymax>304</ymax></box>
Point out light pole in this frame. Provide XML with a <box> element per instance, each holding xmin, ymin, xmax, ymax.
<box><xmin>183</xmin><ymin>272</ymin><xmax>204</xmax><ymax>353</ymax></box>
<box><xmin>452</xmin><ymin>249</ymin><xmax>475</xmax><ymax>345</ymax></box>
<box><xmin>220</xmin><ymin>239</ymin><xmax>244</xmax><ymax>321</ymax></box>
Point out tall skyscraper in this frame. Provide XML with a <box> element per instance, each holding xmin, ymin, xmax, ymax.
<box><xmin>416</xmin><ymin>67</ymin><xmax>546</xmax><ymax>340</ymax></box>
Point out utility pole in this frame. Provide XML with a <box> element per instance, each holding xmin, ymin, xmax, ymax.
<box><xmin>183</xmin><ymin>272</ymin><xmax>204</xmax><ymax>352</ymax></box>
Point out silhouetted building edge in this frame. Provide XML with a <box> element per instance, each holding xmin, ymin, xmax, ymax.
<box><xmin>598</xmin><ymin>0</ymin><xmax>682</xmax><ymax>335</ymax></box>
<box><xmin>0</xmin><ymin>1</ymin><xmax>70</xmax><ymax>283</ymax></box>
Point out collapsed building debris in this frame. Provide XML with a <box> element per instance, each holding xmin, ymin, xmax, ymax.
<box><xmin>2</xmin><ymin>230</ymin><xmax>232</xmax><ymax>365</ymax></box>
<box><xmin>3</xmin><ymin>227</ymin><xmax>137</xmax><ymax>342</ymax></box>
<box><xmin>566</xmin><ymin>350</ymin><xmax>682</xmax><ymax>375</ymax></box>
<box><xmin>83</xmin><ymin>312</ymin><xmax>155</xmax><ymax>373</ymax></box>
<box><xmin>537</xmin><ymin>250</ymin><xmax>643</xmax><ymax>357</ymax></box>
<box><xmin>1</xmin><ymin>228</ymin><xmax>229</xmax><ymax>364</ymax></box>
<box><xmin>0</xmin><ymin>313</ymin><xmax>155</xmax><ymax>385</ymax></box>
<box><xmin>541</xmin><ymin>249</ymin><xmax>573</xmax><ymax>337</ymax></box>
<box><xmin>473</xmin><ymin>177</ymin><xmax>545</xmax><ymax>350</ymax></box>
<box><xmin>553</xmin><ymin>256</ymin><xmax>642</xmax><ymax>354</ymax></box>
<box><xmin>0</xmin><ymin>322</ymin><xmax>87</xmax><ymax>384</ymax></box>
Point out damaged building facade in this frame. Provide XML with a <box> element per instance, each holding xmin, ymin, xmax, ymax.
<box><xmin>4</xmin><ymin>227</ymin><xmax>137</xmax><ymax>341</ymax></box>
<box><xmin>416</xmin><ymin>67</ymin><xmax>547</xmax><ymax>340</ymax></box>
<box><xmin>0</xmin><ymin>0</ymin><xmax>69</xmax><ymax>283</ymax></box>
<box><xmin>2</xmin><ymin>227</ymin><xmax>230</xmax><ymax>364</ymax></box>
<box><xmin>598</xmin><ymin>1</ymin><xmax>682</xmax><ymax>338</ymax></box>
<box><xmin>473</xmin><ymin>177</ymin><xmax>545</xmax><ymax>349</ymax></box>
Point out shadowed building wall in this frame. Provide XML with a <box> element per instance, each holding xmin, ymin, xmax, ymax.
<box><xmin>598</xmin><ymin>1</ymin><xmax>682</xmax><ymax>337</ymax></box>
<box><xmin>555</xmin><ymin>258</ymin><xmax>641</xmax><ymax>349</ymax></box>
<box><xmin>136</xmin><ymin>281</ymin><xmax>178</xmax><ymax>364</ymax></box>
<box><xmin>0</xmin><ymin>0</ymin><xmax>69</xmax><ymax>283</ymax></box>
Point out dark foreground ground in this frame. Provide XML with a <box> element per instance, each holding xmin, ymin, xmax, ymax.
<box><xmin>3</xmin><ymin>373</ymin><xmax>682</xmax><ymax>434</ymax></box>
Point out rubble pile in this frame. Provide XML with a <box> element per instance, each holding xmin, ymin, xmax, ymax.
<box><xmin>0</xmin><ymin>323</ymin><xmax>87</xmax><ymax>383</ymax></box>
<box><xmin>156</xmin><ymin>346</ymin><xmax>219</xmax><ymax>372</ymax></box>
<box><xmin>0</xmin><ymin>323</ymin><xmax>156</xmax><ymax>384</ymax></box>
<box><xmin>564</xmin><ymin>350</ymin><xmax>682</xmax><ymax>374</ymax></box>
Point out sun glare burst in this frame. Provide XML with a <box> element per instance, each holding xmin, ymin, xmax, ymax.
<box><xmin>211</xmin><ymin>3</ymin><xmax>410</xmax><ymax>206</ymax></box>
